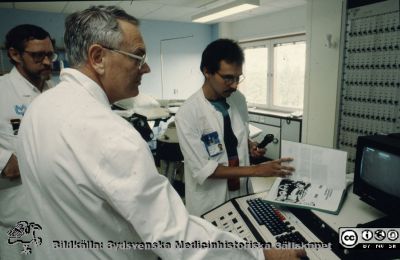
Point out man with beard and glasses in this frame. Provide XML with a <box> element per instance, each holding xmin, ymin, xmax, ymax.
<box><xmin>0</xmin><ymin>24</ymin><xmax>56</xmax><ymax>259</ymax></box>
<box><xmin>176</xmin><ymin>39</ymin><xmax>296</xmax><ymax>217</ymax></box>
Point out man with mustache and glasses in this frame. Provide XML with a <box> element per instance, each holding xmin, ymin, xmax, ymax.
<box><xmin>176</xmin><ymin>39</ymin><xmax>296</xmax><ymax>217</ymax></box>
<box><xmin>0</xmin><ymin>24</ymin><xmax>56</xmax><ymax>260</ymax></box>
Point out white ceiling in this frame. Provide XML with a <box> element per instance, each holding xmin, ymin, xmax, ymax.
<box><xmin>0</xmin><ymin>0</ymin><xmax>306</xmax><ymax>24</ymax></box>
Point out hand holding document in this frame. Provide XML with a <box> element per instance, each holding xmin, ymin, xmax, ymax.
<box><xmin>263</xmin><ymin>141</ymin><xmax>348</xmax><ymax>214</ymax></box>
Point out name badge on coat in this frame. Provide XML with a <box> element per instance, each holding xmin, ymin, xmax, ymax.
<box><xmin>201</xmin><ymin>131</ymin><xmax>223</xmax><ymax>157</ymax></box>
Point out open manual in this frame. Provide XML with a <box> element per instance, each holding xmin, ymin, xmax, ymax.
<box><xmin>263</xmin><ymin>140</ymin><xmax>348</xmax><ymax>214</ymax></box>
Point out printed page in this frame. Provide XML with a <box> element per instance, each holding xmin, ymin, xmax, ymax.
<box><xmin>281</xmin><ymin>140</ymin><xmax>347</xmax><ymax>190</ymax></box>
<box><xmin>266</xmin><ymin>178</ymin><xmax>344</xmax><ymax>212</ymax></box>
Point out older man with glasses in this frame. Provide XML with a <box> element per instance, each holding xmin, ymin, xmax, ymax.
<box><xmin>175</xmin><ymin>39</ymin><xmax>296</xmax><ymax>217</ymax></box>
<box><xmin>0</xmin><ymin>24</ymin><xmax>55</xmax><ymax>260</ymax></box>
<box><xmin>15</xmin><ymin>5</ymin><xmax>305</xmax><ymax>260</ymax></box>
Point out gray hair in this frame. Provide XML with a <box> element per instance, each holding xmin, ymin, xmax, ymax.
<box><xmin>64</xmin><ymin>5</ymin><xmax>139</xmax><ymax>67</ymax></box>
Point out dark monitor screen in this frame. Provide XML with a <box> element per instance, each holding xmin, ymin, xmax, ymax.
<box><xmin>353</xmin><ymin>134</ymin><xmax>400</xmax><ymax>216</ymax></box>
<box><xmin>360</xmin><ymin>147</ymin><xmax>400</xmax><ymax>199</ymax></box>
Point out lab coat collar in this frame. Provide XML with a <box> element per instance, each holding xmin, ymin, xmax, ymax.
<box><xmin>197</xmin><ymin>88</ymin><xmax>225</xmax><ymax>134</ymax></box>
<box><xmin>199</xmin><ymin>88</ymin><xmax>236</xmax><ymax>114</ymax></box>
<box><xmin>199</xmin><ymin>88</ymin><xmax>221</xmax><ymax>113</ymax></box>
<box><xmin>60</xmin><ymin>68</ymin><xmax>111</xmax><ymax>109</ymax></box>
<box><xmin>9</xmin><ymin>67</ymin><xmax>52</xmax><ymax>96</ymax></box>
<box><xmin>226</xmin><ymin>94</ymin><xmax>235</xmax><ymax>108</ymax></box>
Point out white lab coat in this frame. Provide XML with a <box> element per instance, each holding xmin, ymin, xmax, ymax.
<box><xmin>175</xmin><ymin>89</ymin><xmax>252</xmax><ymax>217</ymax></box>
<box><xmin>16</xmin><ymin>68</ymin><xmax>263</xmax><ymax>260</ymax></box>
<box><xmin>0</xmin><ymin>67</ymin><xmax>52</xmax><ymax>259</ymax></box>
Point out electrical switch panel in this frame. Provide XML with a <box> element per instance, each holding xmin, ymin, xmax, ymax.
<box><xmin>338</xmin><ymin>0</ymin><xmax>400</xmax><ymax>172</ymax></box>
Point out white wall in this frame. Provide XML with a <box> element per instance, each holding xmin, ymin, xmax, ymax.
<box><xmin>138</xmin><ymin>20</ymin><xmax>213</xmax><ymax>99</ymax></box>
<box><xmin>0</xmin><ymin>9</ymin><xmax>214</xmax><ymax>100</ymax></box>
<box><xmin>302</xmin><ymin>0</ymin><xmax>343</xmax><ymax>147</ymax></box>
<box><xmin>218</xmin><ymin>1</ymin><xmax>344</xmax><ymax>148</ymax></box>
<box><xmin>220</xmin><ymin>5</ymin><xmax>307</xmax><ymax>41</ymax></box>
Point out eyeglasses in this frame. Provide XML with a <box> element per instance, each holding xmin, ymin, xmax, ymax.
<box><xmin>101</xmin><ymin>46</ymin><xmax>147</xmax><ymax>70</ymax></box>
<box><xmin>23</xmin><ymin>51</ymin><xmax>58</xmax><ymax>63</ymax></box>
<box><xmin>216</xmin><ymin>72</ymin><xmax>245</xmax><ymax>85</ymax></box>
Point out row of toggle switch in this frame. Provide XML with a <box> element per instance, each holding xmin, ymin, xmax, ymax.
<box><xmin>342</xmin><ymin>96</ymin><xmax>399</xmax><ymax>104</ymax></box>
<box><xmin>346</xmin><ymin>63</ymin><xmax>399</xmax><ymax>69</ymax></box>
<box><xmin>347</xmin><ymin>45</ymin><xmax>400</xmax><ymax>53</ymax></box>
<box><xmin>344</xmin><ymin>81</ymin><xmax>399</xmax><ymax>87</ymax></box>
<box><xmin>348</xmin><ymin>25</ymin><xmax>399</xmax><ymax>36</ymax></box>
<box><xmin>342</xmin><ymin>112</ymin><xmax>397</xmax><ymax>122</ymax></box>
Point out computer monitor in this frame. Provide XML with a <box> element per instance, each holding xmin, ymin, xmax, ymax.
<box><xmin>353</xmin><ymin>134</ymin><xmax>400</xmax><ymax>220</ymax></box>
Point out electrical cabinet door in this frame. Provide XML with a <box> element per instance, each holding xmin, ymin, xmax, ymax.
<box><xmin>281</xmin><ymin>118</ymin><xmax>301</xmax><ymax>142</ymax></box>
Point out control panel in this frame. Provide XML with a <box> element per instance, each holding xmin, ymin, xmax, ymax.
<box><xmin>338</xmin><ymin>0</ymin><xmax>400</xmax><ymax>172</ymax></box>
<box><xmin>203</xmin><ymin>193</ymin><xmax>339</xmax><ymax>260</ymax></box>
